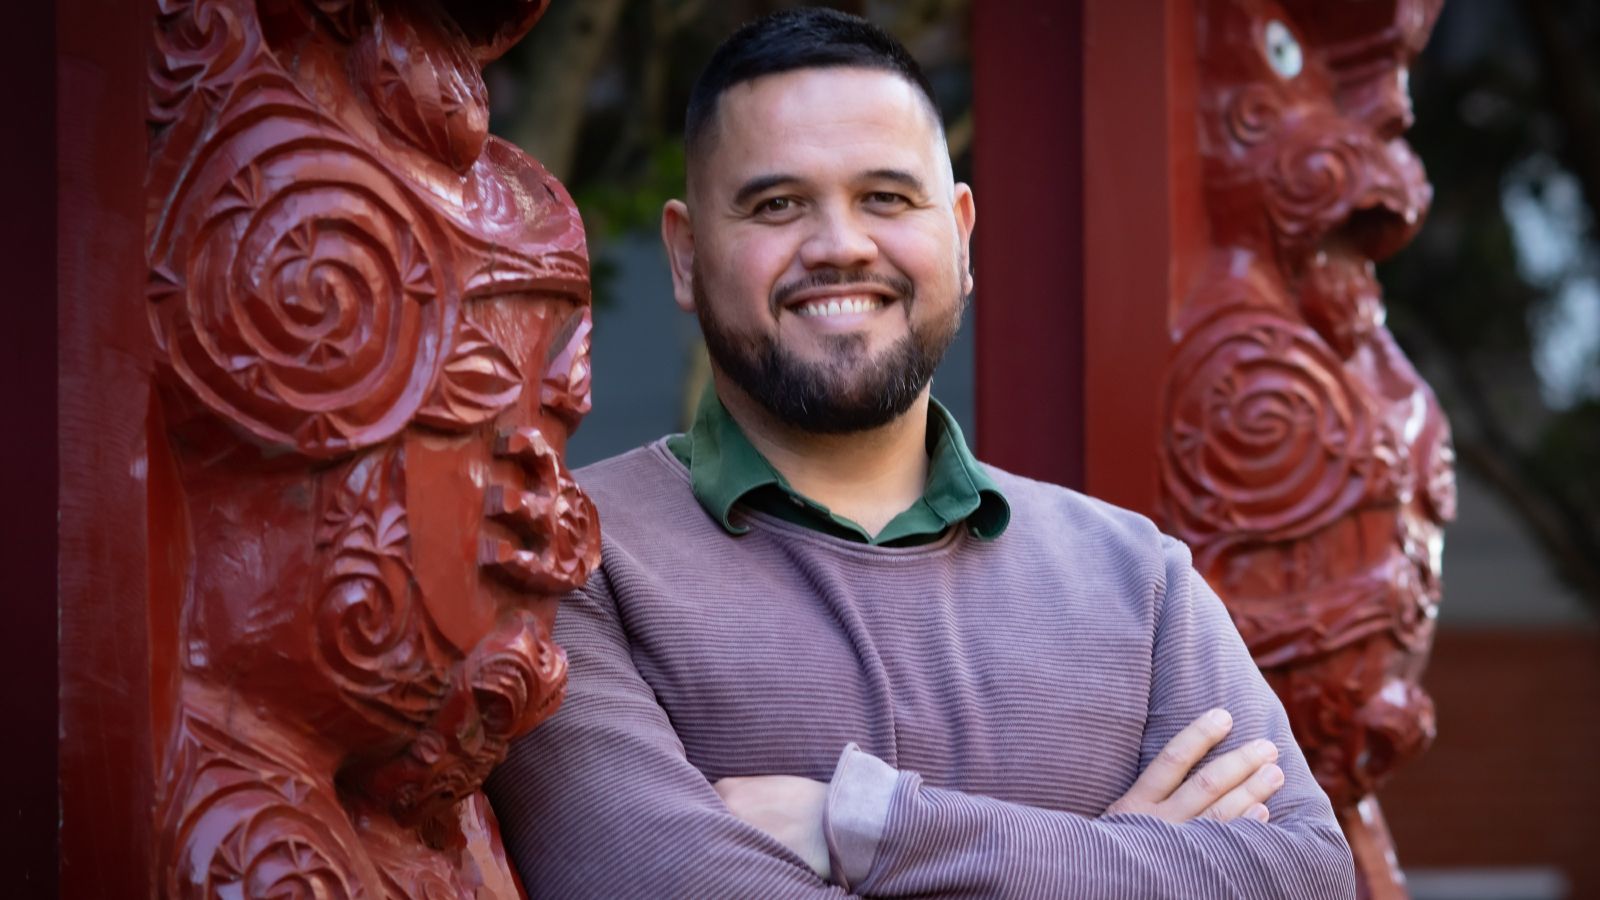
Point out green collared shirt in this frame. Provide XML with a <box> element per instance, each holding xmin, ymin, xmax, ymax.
<box><xmin>666</xmin><ymin>387</ymin><xmax>1010</xmax><ymax>546</ymax></box>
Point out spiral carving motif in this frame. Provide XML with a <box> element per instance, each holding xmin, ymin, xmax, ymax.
<box><xmin>469</xmin><ymin>612</ymin><xmax>569</xmax><ymax>737</ymax></box>
<box><xmin>1226</xmin><ymin>83</ymin><xmax>1284</xmax><ymax>147</ymax></box>
<box><xmin>203</xmin><ymin>809</ymin><xmax>361</xmax><ymax>900</ymax></box>
<box><xmin>153</xmin><ymin>143</ymin><xmax>455</xmax><ymax>458</ymax></box>
<box><xmin>1178</xmin><ymin>3</ymin><xmax>1452</xmax><ymax>893</ymax></box>
<box><xmin>349</xmin><ymin>613</ymin><xmax>565</xmax><ymax>825</ymax></box>
<box><xmin>150</xmin><ymin>0</ymin><xmax>259</xmax><ymax>125</ymax></box>
<box><xmin>1163</xmin><ymin>308</ymin><xmax>1375</xmax><ymax>546</ymax></box>
<box><xmin>162</xmin><ymin>709</ymin><xmax>372</xmax><ymax>900</ymax></box>
<box><xmin>1266</xmin><ymin>138</ymin><xmax>1361</xmax><ymax>245</ymax></box>
<box><xmin>148</xmin><ymin>0</ymin><xmax>586</xmax><ymax>891</ymax></box>
<box><xmin>315</xmin><ymin>447</ymin><xmax>450</xmax><ymax>732</ymax></box>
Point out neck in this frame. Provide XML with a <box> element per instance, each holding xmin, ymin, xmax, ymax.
<box><xmin>713</xmin><ymin>373</ymin><xmax>931</xmax><ymax>537</ymax></box>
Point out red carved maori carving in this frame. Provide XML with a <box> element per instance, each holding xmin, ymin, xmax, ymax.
<box><xmin>146</xmin><ymin>0</ymin><xmax>596</xmax><ymax>894</ymax></box>
<box><xmin>1164</xmin><ymin>2</ymin><xmax>1452</xmax><ymax>896</ymax></box>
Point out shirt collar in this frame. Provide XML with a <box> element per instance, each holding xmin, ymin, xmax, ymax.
<box><xmin>673</xmin><ymin>386</ymin><xmax>1009</xmax><ymax>542</ymax></box>
<box><xmin>683</xmin><ymin>385</ymin><xmax>789</xmax><ymax>535</ymax></box>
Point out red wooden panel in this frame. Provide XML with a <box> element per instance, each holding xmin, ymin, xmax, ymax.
<box><xmin>1082</xmin><ymin>0</ymin><xmax>1202</xmax><ymax>516</ymax></box>
<box><xmin>971</xmin><ymin>1</ymin><xmax>1085</xmax><ymax>488</ymax></box>
<box><xmin>57</xmin><ymin>0</ymin><xmax>157</xmax><ymax>894</ymax></box>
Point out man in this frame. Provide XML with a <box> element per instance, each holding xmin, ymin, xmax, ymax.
<box><xmin>487</xmin><ymin>9</ymin><xmax>1355</xmax><ymax>898</ymax></box>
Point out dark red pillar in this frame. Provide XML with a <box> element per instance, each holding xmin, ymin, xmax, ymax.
<box><xmin>970</xmin><ymin>1</ymin><xmax>1086</xmax><ymax>489</ymax></box>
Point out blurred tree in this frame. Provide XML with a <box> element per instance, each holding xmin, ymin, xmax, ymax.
<box><xmin>1381</xmin><ymin>0</ymin><xmax>1600</xmax><ymax>607</ymax></box>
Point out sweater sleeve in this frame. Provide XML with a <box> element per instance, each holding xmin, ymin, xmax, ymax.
<box><xmin>836</xmin><ymin>537</ymin><xmax>1357</xmax><ymax>899</ymax></box>
<box><xmin>485</xmin><ymin>565</ymin><xmax>853</xmax><ymax>900</ymax></box>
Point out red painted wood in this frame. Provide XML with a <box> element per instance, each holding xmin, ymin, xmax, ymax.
<box><xmin>970</xmin><ymin>1</ymin><xmax>1085</xmax><ymax>489</ymax></box>
<box><xmin>57</xmin><ymin>0</ymin><xmax>157</xmax><ymax>895</ymax></box>
<box><xmin>143</xmin><ymin>0</ymin><xmax>596</xmax><ymax>892</ymax></box>
<box><xmin>1081</xmin><ymin>0</ymin><xmax>1201</xmax><ymax>516</ymax></box>
<box><xmin>55</xmin><ymin>2</ymin><xmax>595</xmax><ymax>895</ymax></box>
<box><xmin>1072</xmin><ymin>2</ymin><xmax>1455</xmax><ymax>895</ymax></box>
<box><xmin>1073</xmin><ymin>1</ymin><xmax>1454</xmax><ymax>895</ymax></box>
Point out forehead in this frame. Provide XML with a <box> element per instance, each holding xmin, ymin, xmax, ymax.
<box><xmin>698</xmin><ymin>67</ymin><xmax>944</xmax><ymax>188</ymax></box>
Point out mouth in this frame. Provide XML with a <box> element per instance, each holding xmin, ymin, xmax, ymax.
<box><xmin>779</xmin><ymin>284</ymin><xmax>902</xmax><ymax>329</ymax></box>
<box><xmin>1322</xmin><ymin>201</ymin><xmax>1420</xmax><ymax>263</ymax></box>
<box><xmin>790</xmin><ymin>293</ymin><xmax>891</xmax><ymax>319</ymax></box>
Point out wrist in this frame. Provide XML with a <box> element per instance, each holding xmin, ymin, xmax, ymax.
<box><xmin>823</xmin><ymin>743</ymin><xmax>899</xmax><ymax>890</ymax></box>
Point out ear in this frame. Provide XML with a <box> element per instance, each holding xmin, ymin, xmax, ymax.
<box><xmin>953</xmin><ymin>182</ymin><xmax>977</xmax><ymax>294</ymax></box>
<box><xmin>661</xmin><ymin>199</ymin><xmax>697</xmax><ymax>313</ymax></box>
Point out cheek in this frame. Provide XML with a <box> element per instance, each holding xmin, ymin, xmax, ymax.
<box><xmin>881</xmin><ymin>225</ymin><xmax>962</xmax><ymax>289</ymax></box>
<box><xmin>710</xmin><ymin>232</ymin><xmax>799</xmax><ymax>301</ymax></box>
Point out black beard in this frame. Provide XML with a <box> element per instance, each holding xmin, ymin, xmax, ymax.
<box><xmin>694</xmin><ymin>266</ymin><xmax>965</xmax><ymax>434</ymax></box>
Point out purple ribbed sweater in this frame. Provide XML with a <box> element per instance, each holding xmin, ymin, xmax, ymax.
<box><xmin>487</xmin><ymin>441</ymin><xmax>1356</xmax><ymax>898</ymax></box>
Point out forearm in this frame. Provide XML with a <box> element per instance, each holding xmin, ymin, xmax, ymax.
<box><xmin>487</xmin><ymin>570</ymin><xmax>852</xmax><ymax>899</ymax></box>
<box><xmin>833</xmin><ymin>753</ymin><xmax>1352</xmax><ymax>898</ymax></box>
<box><xmin>492</xmin><ymin>719</ymin><xmax>851</xmax><ymax>898</ymax></box>
<box><xmin>826</xmin><ymin>538</ymin><xmax>1356</xmax><ymax>899</ymax></box>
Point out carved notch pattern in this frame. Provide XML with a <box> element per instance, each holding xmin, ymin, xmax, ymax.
<box><xmin>1163</xmin><ymin>0</ymin><xmax>1453</xmax><ymax>892</ymax></box>
<box><xmin>147</xmin><ymin>0</ymin><xmax>587</xmax><ymax>895</ymax></box>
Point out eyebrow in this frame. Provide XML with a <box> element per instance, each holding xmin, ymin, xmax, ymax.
<box><xmin>730</xmin><ymin>169</ymin><xmax>932</xmax><ymax>209</ymax></box>
<box><xmin>862</xmin><ymin>169</ymin><xmax>929</xmax><ymax>196</ymax></box>
<box><xmin>732</xmin><ymin>174</ymin><xmax>803</xmax><ymax>209</ymax></box>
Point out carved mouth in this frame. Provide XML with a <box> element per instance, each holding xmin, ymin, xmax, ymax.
<box><xmin>477</xmin><ymin>425</ymin><xmax>597</xmax><ymax>596</ymax></box>
<box><xmin>1323</xmin><ymin>201</ymin><xmax>1418</xmax><ymax>264</ymax></box>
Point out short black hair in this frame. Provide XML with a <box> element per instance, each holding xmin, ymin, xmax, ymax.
<box><xmin>684</xmin><ymin>8</ymin><xmax>940</xmax><ymax>160</ymax></box>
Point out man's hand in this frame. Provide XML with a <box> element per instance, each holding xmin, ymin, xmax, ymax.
<box><xmin>1105</xmin><ymin>708</ymin><xmax>1283</xmax><ymax>824</ymax></box>
<box><xmin>714</xmin><ymin>775</ymin><xmax>831</xmax><ymax>879</ymax></box>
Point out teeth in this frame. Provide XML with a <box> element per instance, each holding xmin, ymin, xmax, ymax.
<box><xmin>796</xmin><ymin>297</ymin><xmax>885</xmax><ymax>318</ymax></box>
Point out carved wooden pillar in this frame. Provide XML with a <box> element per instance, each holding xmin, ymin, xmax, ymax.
<box><xmin>981</xmin><ymin>1</ymin><xmax>1451</xmax><ymax>893</ymax></box>
<box><xmin>145</xmin><ymin>1</ymin><xmax>596</xmax><ymax>894</ymax></box>
<box><xmin>1161</xmin><ymin>2</ymin><xmax>1453</xmax><ymax>896</ymax></box>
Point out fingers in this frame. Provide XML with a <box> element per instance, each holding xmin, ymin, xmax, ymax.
<box><xmin>1200</xmin><ymin>761</ymin><xmax>1284</xmax><ymax>822</ymax></box>
<box><xmin>1125</xmin><ymin>708</ymin><xmax>1234</xmax><ymax>803</ymax></box>
<box><xmin>1167</xmin><ymin>738</ymin><xmax>1279</xmax><ymax>820</ymax></box>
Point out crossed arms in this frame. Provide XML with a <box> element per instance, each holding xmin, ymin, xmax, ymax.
<box><xmin>486</xmin><ymin>543</ymin><xmax>1356</xmax><ymax>899</ymax></box>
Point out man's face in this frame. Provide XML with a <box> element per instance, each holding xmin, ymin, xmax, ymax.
<box><xmin>665</xmin><ymin>66</ymin><xmax>976</xmax><ymax>432</ymax></box>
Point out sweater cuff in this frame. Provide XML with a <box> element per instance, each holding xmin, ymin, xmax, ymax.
<box><xmin>823</xmin><ymin>743</ymin><xmax>899</xmax><ymax>891</ymax></box>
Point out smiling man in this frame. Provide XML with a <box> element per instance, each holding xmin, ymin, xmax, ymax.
<box><xmin>487</xmin><ymin>9</ymin><xmax>1355</xmax><ymax>898</ymax></box>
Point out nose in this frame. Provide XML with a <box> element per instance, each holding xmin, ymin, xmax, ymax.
<box><xmin>798</xmin><ymin>206</ymin><xmax>878</xmax><ymax>270</ymax></box>
<box><xmin>1342</xmin><ymin>68</ymin><xmax>1415</xmax><ymax>141</ymax></box>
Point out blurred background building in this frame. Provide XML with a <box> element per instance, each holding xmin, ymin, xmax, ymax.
<box><xmin>484</xmin><ymin>1</ymin><xmax>1599</xmax><ymax>897</ymax></box>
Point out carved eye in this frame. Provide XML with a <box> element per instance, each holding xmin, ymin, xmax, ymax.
<box><xmin>1262</xmin><ymin>20</ymin><xmax>1303</xmax><ymax>79</ymax></box>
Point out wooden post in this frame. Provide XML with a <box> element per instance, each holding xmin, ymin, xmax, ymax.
<box><xmin>976</xmin><ymin>1</ymin><xmax>1454</xmax><ymax>894</ymax></box>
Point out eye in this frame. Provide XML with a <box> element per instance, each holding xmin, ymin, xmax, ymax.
<box><xmin>754</xmin><ymin>196</ymin><xmax>793</xmax><ymax>215</ymax></box>
<box><xmin>865</xmin><ymin>191</ymin><xmax>910</xmax><ymax>208</ymax></box>
<box><xmin>1262</xmin><ymin>20</ymin><xmax>1303</xmax><ymax>80</ymax></box>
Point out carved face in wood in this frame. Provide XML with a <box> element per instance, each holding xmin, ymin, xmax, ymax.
<box><xmin>1197</xmin><ymin>0</ymin><xmax>1438</xmax><ymax>356</ymax></box>
<box><xmin>1166</xmin><ymin>0</ymin><xmax>1454</xmax><ymax>815</ymax></box>
<box><xmin>147</xmin><ymin>0</ymin><xmax>591</xmax><ymax>892</ymax></box>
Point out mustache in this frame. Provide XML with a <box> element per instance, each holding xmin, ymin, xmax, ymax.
<box><xmin>771</xmin><ymin>269</ymin><xmax>914</xmax><ymax>311</ymax></box>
